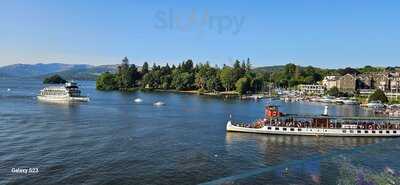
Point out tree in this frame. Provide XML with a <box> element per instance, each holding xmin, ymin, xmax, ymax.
<box><xmin>142</xmin><ymin>62</ymin><xmax>149</xmax><ymax>75</ymax></box>
<box><xmin>172</xmin><ymin>72</ymin><xmax>194</xmax><ymax>90</ymax></box>
<box><xmin>245</xmin><ymin>58</ymin><xmax>251</xmax><ymax>72</ymax></box>
<box><xmin>327</xmin><ymin>87</ymin><xmax>340</xmax><ymax>97</ymax></box>
<box><xmin>235</xmin><ymin>77</ymin><xmax>250</xmax><ymax>95</ymax></box>
<box><xmin>96</xmin><ymin>72</ymin><xmax>117</xmax><ymax>90</ymax></box>
<box><xmin>116</xmin><ymin>57</ymin><xmax>131</xmax><ymax>89</ymax></box>
<box><xmin>369</xmin><ymin>89</ymin><xmax>388</xmax><ymax>103</ymax></box>
<box><xmin>43</xmin><ymin>75</ymin><xmax>67</xmax><ymax>84</ymax></box>
<box><xmin>219</xmin><ymin>66</ymin><xmax>235</xmax><ymax>91</ymax></box>
<box><xmin>142</xmin><ymin>70</ymin><xmax>161</xmax><ymax>89</ymax></box>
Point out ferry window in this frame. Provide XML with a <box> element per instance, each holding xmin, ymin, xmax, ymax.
<box><xmin>394</xmin><ymin>131</ymin><xmax>397</xmax><ymax>134</ymax></box>
<box><xmin>379</xmin><ymin>131</ymin><xmax>383</xmax><ymax>134</ymax></box>
<box><xmin>290</xmin><ymin>128</ymin><xmax>294</xmax><ymax>131</ymax></box>
<box><xmin>350</xmin><ymin>130</ymin><xmax>354</xmax><ymax>133</ymax></box>
<box><xmin>342</xmin><ymin>130</ymin><xmax>346</xmax><ymax>133</ymax></box>
<box><xmin>387</xmin><ymin>131</ymin><xmax>390</xmax><ymax>134</ymax></box>
<box><xmin>267</xmin><ymin>127</ymin><xmax>271</xmax><ymax>130</ymax></box>
<box><xmin>275</xmin><ymin>127</ymin><xmax>279</xmax><ymax>131</ymax></box>
<box><xmin>365</xmin><ymin>130</ymin><xmax>369</xmax><ymax>134</ymax></box>
<box><xmin>298</xmin><ymin>128</ymin><xmax>302</xmax><ymax>131</ymax></box>
<box><xmin>357</xmin><ymin>130</ymin><xmax>361</xmax><ymax>134</ymax></box>
<box><xmin>283</xmin><ymin>128</ymin><xmax>287</xmax><ymax>131</ymax></box>
<box><xmin>372</xmin><ymin>131</ymin><xmax>376</xmax><ymax>134</ymax></box>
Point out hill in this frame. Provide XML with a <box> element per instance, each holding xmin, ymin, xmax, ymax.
<box><xmin>35</xmin><ymin>65</ymin><xmax>118</xmax><ymax>80</ymax></box>
<box><xmin>0</xmin><ymin>63</ymin><xmax>91</xmax><ymax>77</ymax></box>
<box><xmin>0</xmin><ymin>63</ymin><xmax>118</xmax><ymax>80</ymax></box>
<box><xmin>254</xmin><ymin>65</ymin><xmax>285</xmax><ymax>72</ymax></box>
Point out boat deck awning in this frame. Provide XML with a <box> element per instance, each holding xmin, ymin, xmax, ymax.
<box><xmin>280</xmin><ymin>114</ymin><xmax>400</xmax><ymax>121</ymax></box>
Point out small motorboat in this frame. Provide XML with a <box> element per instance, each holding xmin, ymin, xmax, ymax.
<box><xmin>7</xmin><ymin>88</ymin><xmax>11</xmax><ymax>92</ymax></box>
<box><xmin>153</xmin><ymin>101</ymin><xmax>165</xmax><ymax>106</ymax></box>
<box><xmin>367</xmin><ymin>101</ymin><xmax>385</xmax><ymax>109</ymax></box>
<box><xmin>134</xmin><ymin>98</ymin><xmax>143</xmax><ymax>103</ymax></box>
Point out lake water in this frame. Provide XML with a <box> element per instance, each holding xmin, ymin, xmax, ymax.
<box><xmin>1</xmin><ymin>79</ymin><xmax>400</xmax><ymax>185</ymax></box>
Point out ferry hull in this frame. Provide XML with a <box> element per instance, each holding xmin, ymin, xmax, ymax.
<box><xmin>226</xmin><ymin>121</ymin><xmax>400</xmax><ymax>137</ymax></box>
<box><xmin>37</xmin><ymin>96</ymin><xmax>90</xmax><ymax>102</ymax></box>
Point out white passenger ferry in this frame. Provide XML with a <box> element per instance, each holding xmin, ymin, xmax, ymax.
<box><xmin>37</xmin><ymin>82</ymin><xmax>89</xmax><ymax>102</ymax></box>
<box><xmin>227</xmin><ymin>106</ymin><xmax>400</xmax><ymax>137</ymax></box>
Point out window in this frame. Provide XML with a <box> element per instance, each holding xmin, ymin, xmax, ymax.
<box><xmin>365</xmin><ymin>130</ymin><xmax>369</xmax><ymax>134</ymax></box>
<box><xmin>394</xmin><ymin>131</ymin><xmax>397</xmax><ymax>134</ymax></box>
<box><xmin>350</xmin><ymin>130</ymin><xmax>354</xmax><ymax>133</ymax></box>
<box><xmin>372</xmin><ymin>131</ymin><xmax>376</xmax><ymax>134</ymax></box>
<box><xmin>387</xmin><ymin>131</ymin><xmax>390</xmax><ymax>134</ymax></box>
<box><xmin>267</xmin><ymin>127</ymin><xmax>271</xmax><ymax>130</ymax></box>
<box><xmin>342</xmin><ymin>130</ymin><xmax>346</xmax><ymax>133</ymax></box>
<box><xmin>290</xmin><ymin>128</ymin><xmax>295</xmax><ymax>131</ymax></box>
<box><xmin>283</xmin><ymin>128</ymin><xmax>287</xmax><ymax>131</ymax></box>
<box><xmin>379</xmin><ymin>131</ymin><xmax>383</xmax><ymax>134</ymax></box>
<box><xmin>357</xmin><ymin>130</ymin><xmax>361</xmax><ymax>134</ymax></box>
<box><xmin>298</xmin><ymin>128</ymin><xmax>302</xmax><ymax>131</ymax></box>
<box><xmin>275</xmin><ymin>127</ymin><xmax>279</xmax><ymax>131</ymax></box>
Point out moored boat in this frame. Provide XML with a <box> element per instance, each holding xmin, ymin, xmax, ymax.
<box><xmin>342</xmin><ymin>98</ymin><xmax>359</xmax><ymax>105</ymax></box>
<box><xmin>366</xmin><ymin>101</ymin><xmax>385</xmax><ymax>109</ymax></box>
<box><xmin>227</xmin><ymin>106</ymin><xmax>400</xmax><ymax>137</ymax></box>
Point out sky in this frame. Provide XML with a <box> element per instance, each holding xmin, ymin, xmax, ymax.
<box><xmin>0</xmin><ymin>0</ymin><xmax>400</xmax><ymax>68</ymax></box>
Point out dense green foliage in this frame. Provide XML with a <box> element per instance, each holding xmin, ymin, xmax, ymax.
<box><xmin>369</xmin><ymin>89</ymin><xmax>388</xmax><ymax>103</ymax></box>
<box><xmin>43</xmin><ymin>75</ymin><xmax>67</xmax><ymax>84</ymax></box>
<box><xmin>96</xmin><ymin>72</ymin><xmax>117</xmax><ymax>90</ymax></box>
<box><xmin>96</xmin><ymin>57</ymin><xmax>399</xmax><ymax>95</ymax></box>
<box><xmin>270</xmin><ymin>64</ymin><xmax>324</xmax><ymax>88</ymax></box>
<box><xmin>96</xmin><ymin>57</ymin><xmax>269</xmax><ymax>94</ymax></box>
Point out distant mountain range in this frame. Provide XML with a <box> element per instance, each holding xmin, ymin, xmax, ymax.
<box><xmin>254</xmin><ymin>65</ymin><xmax>285</xmax><ymax>72</ymax></box>
<box><xmin>0</xmin><ymin>63</ymin><xmax>118</xmax><ymax>80</ymax></box>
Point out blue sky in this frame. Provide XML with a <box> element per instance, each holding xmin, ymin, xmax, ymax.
<box><xmin>0</xmin><ymin>0</ymin><xmax>399</xmax><ymax>68</ymax></box>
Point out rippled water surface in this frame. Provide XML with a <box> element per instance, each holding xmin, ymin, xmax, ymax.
<box><xmin>1</xmin><ymin>79</ymin><xmax>399</xmax><ymax>185</ymax></box>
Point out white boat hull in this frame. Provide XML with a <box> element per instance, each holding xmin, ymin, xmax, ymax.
<box><xmin>226</xmin><ymin>121</ymin><xmax>400</xmax><ymax>137</ymax></box>
<box><xmin>37</xmin><ymin>95</ymin><xmax>90</xmax><ymax>102</ymax></box>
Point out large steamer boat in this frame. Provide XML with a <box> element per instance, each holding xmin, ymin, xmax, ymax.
<box><xmin>37</xmin><ymin>82</ymin><xmax>89</xmax><ymax>102</ymax></box>
<box><xmin>227</xmin><ymin>106</ymin><xmax>400</xmax><ymax>137</ymax></box>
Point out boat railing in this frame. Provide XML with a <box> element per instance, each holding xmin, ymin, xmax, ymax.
<box><xmin>232</xmin><ymin>118</ymin><xmax>400</xmax><ymax>130</ymax></box>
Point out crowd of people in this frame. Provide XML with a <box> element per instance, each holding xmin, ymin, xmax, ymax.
<box><xmin>233</xmin><ymin>117</ymin><xmax>400</xmax><ymax>130</ymax></box>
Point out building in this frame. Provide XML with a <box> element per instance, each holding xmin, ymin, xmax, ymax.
<box><xmin>356</xmin><ymin>74</ymin><xmax>372</xmax><ymax>89</ymax></box>
<box><xmin>322</xmin><ymin>76</ymin><xmax>339</xmax><ymax>90</ymax></box>
<box><xmin>337</xmin><ymin>74</ymin><xmax>356</xmax><ymax>93</ymax></box>
<box><xmin>372</xmin><ymin>73</ymin><xmax>391</xmax><ymax>91</ymax></box>
<box><xmin>390</xmin><ymin>77</ymin><xmax>400</xmax><ymax>93</ymax></box>
<box><xmin>298</xmin><ymin>84</ymin><xmax>325</xmax><ymax>95</ymax></box>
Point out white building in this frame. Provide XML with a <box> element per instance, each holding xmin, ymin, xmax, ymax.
<box><xmin>298</xmin><ymin>84</ymin><xmax>325</xmax><ymax>95</ymax></box>
<box><xmin>322</xmin><ymin>76</ymin><xmax>339</xmax><ymax>90</ymax></box>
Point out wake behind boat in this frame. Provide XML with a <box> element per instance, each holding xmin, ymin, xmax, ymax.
<box><xmin>227</xmin><ymin>105</ymin><xmax>400</xmax><ymax>137</ymax></box>
<box><xmin>37</xmin><ymin>82</ymin><xmax>89</xmax><ymax>102</ymax></box>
